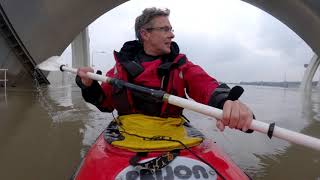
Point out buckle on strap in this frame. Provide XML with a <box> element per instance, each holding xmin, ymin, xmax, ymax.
<box><xmin>129</xmin><ymin>150</ymin><xmax>180</xmax><ymax>171</ymax></box>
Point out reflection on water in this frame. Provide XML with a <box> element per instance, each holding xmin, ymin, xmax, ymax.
<box><xmin>0</xmin><ymin>73</ymin><xmax>319</xmax><ymax>179</ymax></box>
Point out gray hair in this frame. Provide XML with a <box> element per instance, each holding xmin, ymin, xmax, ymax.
<box><xmin>135</xmin><ymin>7</ymin><xmax>170</xmax><ymax>41</ymax></box>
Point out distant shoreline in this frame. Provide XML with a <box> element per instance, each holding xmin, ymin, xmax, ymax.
<box><xmin>224</xmin><ymin>81</ymin><xmax>318</xmax><ymax>88</ymax></box>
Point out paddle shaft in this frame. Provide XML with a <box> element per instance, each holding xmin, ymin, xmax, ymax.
<box><xmin>61</xmin><ymin>65</ymin><xmax>320</xmax><ymax>151</ymax></box>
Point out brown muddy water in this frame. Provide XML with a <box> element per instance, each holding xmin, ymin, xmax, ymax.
<box><xmin>0</xmin><ymin>72</ymin><xmax>319</xmax><ymax>180</ymax></box>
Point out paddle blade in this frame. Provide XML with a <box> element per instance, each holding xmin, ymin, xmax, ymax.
<box><xmin>36</xmin><ymin>56</ymin><xmax>62</xmax><ymax>71</ymax></box>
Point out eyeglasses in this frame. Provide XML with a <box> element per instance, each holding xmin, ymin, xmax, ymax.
<box><xmin>146</xmin><ymin>26</ymin><xmax>174</xmax><ymax>33</ymax></box>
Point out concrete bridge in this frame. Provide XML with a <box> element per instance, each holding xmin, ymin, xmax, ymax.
<box><xmin>0</xmin><ymin>0</ymin><xmax>319</xmax><ymax>90</ymax></box>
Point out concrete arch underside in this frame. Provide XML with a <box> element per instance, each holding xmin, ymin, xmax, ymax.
<box><xmin>0</xmin><ymin>0</ymin><xmax>319</xmax><ymax>87</ymax></box>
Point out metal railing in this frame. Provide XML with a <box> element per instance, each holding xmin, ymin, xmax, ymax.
<box><xmin>0</xmin><ymin>69</ymin><xmax>8</xmax><ymax>104</ymax></box>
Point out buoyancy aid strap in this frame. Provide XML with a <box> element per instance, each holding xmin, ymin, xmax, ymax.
<box><xmin>121</xmin><ymin>60</ymin><xmax>144</xmax><ymax>78</ymax></box>
<box><xmin>157</xmin><ymin>55</ymin><xmax>187</xmax><ymax>91</ymax></box>
<box><xmin>158</xmin><ymin>55</ymin><xmax>187</xmax><ymax>116</ymax></box>
<box><xmin>114</xmin><ymin>51</ymin><xmax>144</xmax><ymax>78</ymax></box>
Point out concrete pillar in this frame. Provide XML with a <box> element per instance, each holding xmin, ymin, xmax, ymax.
<box><xmin>300</xmin><ymin>54</ymin><xmax>319</xmax><ymax>93</ymax></box>
<box><xmin>71</xmin><ymin>28</ymin><xmax>90</xmax><ymax>68</ymax></box>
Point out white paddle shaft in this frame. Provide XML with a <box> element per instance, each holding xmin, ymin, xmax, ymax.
<box><xmin>61</xmin><ymin>65</ymin><xmax>320</xmax><ymax>151</ymax></box>
<box><xmin>167</xmin><ymin>95</ymin><xmax>320</xmax><ymax>151</ymax></box>
<box><xmin>61</xmin><ymin>65</ymin><xmax>112</xmax><ymax>83</ymax></box>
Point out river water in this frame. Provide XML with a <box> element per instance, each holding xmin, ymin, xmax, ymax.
<box><xmin>0</xmin><ymin>72</ymin><xmax>319</xmax><ymax>180</ymax></box>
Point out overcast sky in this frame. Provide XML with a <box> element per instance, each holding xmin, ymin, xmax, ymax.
<box><xmin>85</xmin><ymin>0</ymin><xmax>314</xmax><ymax>83</ymax></box>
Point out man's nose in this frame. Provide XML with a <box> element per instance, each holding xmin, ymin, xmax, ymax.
<box><xmin>169</xmin><ymin>31</ymin><xmax>175</xmax><ymax>39</ymax></box>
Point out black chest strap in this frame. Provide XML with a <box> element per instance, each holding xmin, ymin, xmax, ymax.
<box><xmin>157</xmin><ymin>55</ymin><xmax>187</xmax><ymax>91</ymax></box>
<box><xmin>115</xmin><ymin>51</ymin><xmax>145</xmax><ymax>78</ymax></box>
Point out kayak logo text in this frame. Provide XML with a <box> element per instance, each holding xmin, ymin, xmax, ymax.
<box><xmin>115</xmin><ymin>157</ymin><xmax>217</xmax><ymax>180</ymax></box>
<box><xmin>126</xmin><ymin>165</ymin><xmax>212</xmax><ymax>179</ymax></box>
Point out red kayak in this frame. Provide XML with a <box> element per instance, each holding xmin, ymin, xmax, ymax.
<box><xmin>71</xmin><ymin>129</ymin><xmax>250</xmax><ymax>180</ymax></box>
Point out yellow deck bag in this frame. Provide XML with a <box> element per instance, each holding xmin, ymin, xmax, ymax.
<box><xmin>111</xmin><ymin>114</ymin><xmax>203</xmax><ymax>152</ymax></box>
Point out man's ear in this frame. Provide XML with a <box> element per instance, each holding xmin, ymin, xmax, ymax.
<box><xmin>140</xmin><ymin>29</ymin><xmax>149</xmax><ymax>41</ymax></box>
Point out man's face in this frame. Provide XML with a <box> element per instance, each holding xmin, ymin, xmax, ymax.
<box><xmin>142</xmin><ymin>16</ymin><xmax>175</xmax><ymax>56</ymax></box>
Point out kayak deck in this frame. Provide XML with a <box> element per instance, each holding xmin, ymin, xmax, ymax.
<box><xmin>72</xmin><ymin>130</ymin><xmax>249</xmax><ymax>180</ymax></box>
